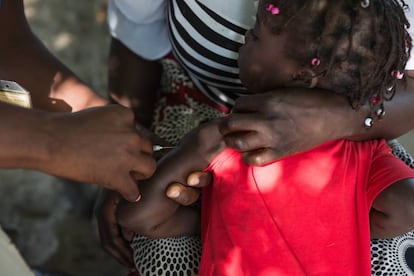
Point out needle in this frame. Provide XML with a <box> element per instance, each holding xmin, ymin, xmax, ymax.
<box><xmin>152</xmin><ymin>145</ymin><xmax>175</xmax><ymax>152</ymax></box>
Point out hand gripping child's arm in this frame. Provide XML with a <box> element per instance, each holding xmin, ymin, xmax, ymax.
<box><xmin>116</xmin><ymin>120</ymin><xmax>226</xmax><ymax>238</ymax></box>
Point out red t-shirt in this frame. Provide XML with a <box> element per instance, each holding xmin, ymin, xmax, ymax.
<box><xmin>200</xmin><ymin>139</ymin><xmax>414</xmax><ymax>276</ymax></box>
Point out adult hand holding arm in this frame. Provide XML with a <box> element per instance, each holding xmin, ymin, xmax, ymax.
<box><xmin>94</xmin><ymin>171</ymin><xmax>211</xmax><ymax>268</ymax></box>
<box><xmin>219</xmin><ymin>74</ymin><xmax>414</xmax><ymax>165</ymax></box>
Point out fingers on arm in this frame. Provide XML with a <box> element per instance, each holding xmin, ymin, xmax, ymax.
<box><xmin>117</xmin><ymin>136</ymin><xmax>156</xmax><ymax>202</ymax></box>
<box><xmin>219</xmin><ymin>113</ymin><xmax>258</xmax><ymax>136</ymax></box>
<box><xmin>219</xmin><ymin>113</ymin><xmax>269</xmax><ymax>149</ymax></box>
<box><xmin>165</xmin><ymin>171</ymin><xmax>212</xmax><ymax>206</ymax></box>
<box><xmin>241</xmin><ymin>148</ymin><xmax>281</xmax><ymax>166</ymax></box>
<box><xmin>219</xmin><ymin>114</ymin><xmax>289</xmax><ymax>163</ymax></box>
<box><xmin>166</xmin><ymin>183</ymin><xmax>201</xmax><ymax>206</ymax></box>
<box><xmin>231</xmin><ymin>93</ymin><xmax>269</xmax><ymax>113</ymax></box>
<box><xmin>100</xmin><ymin>221</ymin><xmax>135</xmax><ymax>268</ymax></box>
<box><xmin>95</xmin><ymin>191</ymin><xmax>134</xmax><ymax>268</ymax></box>
<box><xmin>187</xmin><ymin>171</ymin><xmax>213</xmax><ymax>187</ymax></box>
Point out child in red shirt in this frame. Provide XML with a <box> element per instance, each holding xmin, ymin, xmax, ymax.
<box><xmin>118</xmin><ymin>0</ymin><xmax>414</xmax><ymax>275</ymax></box>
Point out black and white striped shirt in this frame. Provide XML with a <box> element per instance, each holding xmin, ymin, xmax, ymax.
<box><xmin>109</xmin><ymin>0</ymin><xmax>258</xmax><ymax>108</ymax></box>
<box><xmin>168</xmin><ymin>0</ymin><xmax>257</xmax><ymax>108</ymax></box>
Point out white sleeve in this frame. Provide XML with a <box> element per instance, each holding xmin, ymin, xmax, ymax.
<box><xmin>406</xmin><ymin>6</ymin><xmax>414</xmax><ymax>70</ymax></box>
<box><xmin>107</xmin><ymin>0</ymin><xmax>171</xmax><ymax>60</ymax></box>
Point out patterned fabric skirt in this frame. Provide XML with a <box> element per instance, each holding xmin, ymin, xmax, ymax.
<box><xmin>131</xmin><ymin>58</ymin><xmax>414</xmax><ymax>276</ymax></box>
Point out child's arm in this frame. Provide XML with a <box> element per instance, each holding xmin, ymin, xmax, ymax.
<box><xmin>116</xmin><ymin>120</ymin><xmax>226</xmax><ymax>238</ymax></box>
<box><xmin>370</xmin><ymin>72</ymin><xmax>414</xmax><ymax>239</ymax></box>
<box><xmin>370</xmin><ymin>178</ymin><xmax>414</xmax><ymax>239</ymax></box>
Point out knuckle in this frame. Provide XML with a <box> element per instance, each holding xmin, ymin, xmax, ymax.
<box><xmin>178</xmin><ymin>195</ymin><xmax>192</xmax><ymax>206</ymax></box>
<box><xmin>253</xmin><ymin>156</ymin><xmax>266</xmax><ymax>166</ymax></box>
<box><xmin>142</xmin><ymin>159</ymin><xmax>156</xmax><ymax>177</ymax></box>
<box><xmin>247</xmin><ymin>154</ymin><xmax>265</xmax><ymax>166</ymax></box>
<box><xmin>126</xmin><ymin>133</ymin><xmax>141</xmax><ymax>148</ymax></box>
<box><xmin>225</xmin><ymin>117</ymin><xmax>239</xmax><ymax>130</ymax></box>
<box><xmin>220</xmin><ymin>117</ymin><xmax>236</xmax><ymax>133</ymax></box>
<box><xmin>233</xmin><ymin>138</ymin><xmax>249</xmax><ymax>150</ymax></box>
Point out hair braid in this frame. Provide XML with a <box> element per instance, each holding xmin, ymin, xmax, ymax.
<box><xmin>262</xmin><ymin>0</ymin><xmax>412</xmax><ymax>119</ymax></box>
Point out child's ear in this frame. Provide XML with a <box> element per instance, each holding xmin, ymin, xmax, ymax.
<box><xmin>290</xmin><ymin>69</ymin><xmax>318</xmax><ymax>88</ymax></box>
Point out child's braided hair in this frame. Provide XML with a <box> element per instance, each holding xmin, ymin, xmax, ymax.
<box><xmin>260</xmin><ymin>0</ymin><xmax>412</xmax><ymax>122</ymax></box>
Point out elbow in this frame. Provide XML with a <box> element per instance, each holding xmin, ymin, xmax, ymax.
<box><xmin>398</xmin><ymin>202</ymin><xmax>414</xmax><ymax>233</ymax></box>
<box><xmin>370</xmin><ymin>182</ymin><xmax>414</xmax><ymax>239</ymax></box>
<box><xmin>116</xmin><ymin>203</ymin><xmax>164</xmax><ymax>238</ymax></box>
<box><xmin>370</xmin><ymin>209</ymin><xmax>414</xmax><ymax>239</ymax></box>
<box><xmin>118</xmin><ymin>211</ymin><xmax>163</xmax><ymax>238</ymax></box>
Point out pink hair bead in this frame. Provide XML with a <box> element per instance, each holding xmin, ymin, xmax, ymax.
<box><xmin>311</xmin><ymin>58</ymin><xmax>321</xmax><ymax>67</ymax></box>
<box><xmin>371</xmin><ymin>95</ymin><xmax>379</xmax><ymax>104</ymax></box>
<box><xmin>266</xmin><ymin>4</ymin><xmax>280</xmax><ymax>15</ymax></box>
<box><xmin>391</xmin><ymin>70</ymin><xmax>404</xmax><ymax>80</ymax></box>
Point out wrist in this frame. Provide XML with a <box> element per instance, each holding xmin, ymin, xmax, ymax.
<box><xmin>322</xmin><ymin>92</ymin><xmax>366</xmax><ymax>141</ymax></box>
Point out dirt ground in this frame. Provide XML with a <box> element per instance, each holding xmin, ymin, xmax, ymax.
<box><xmin>8</xmin><ymin>1</ymin><xmax>414</xmax><ymax>276</ymax></box>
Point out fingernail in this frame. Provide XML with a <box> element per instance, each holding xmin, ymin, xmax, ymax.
<box><xmin>134</xmin><ymin>194</ymin><xmax>141</xmax><ymax>202</ymax></box>
<box><xmin>188</xmin><ymin>177</ymin><xmax>200</xmax><ymax>186</ymax></box>
<box><xmin>167</xmin><ymin>189</ymin><xmax>180</xmax><ymax>198</ymax></box>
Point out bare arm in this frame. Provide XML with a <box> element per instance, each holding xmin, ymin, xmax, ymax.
<box><xmin>0</xmin><ymin>0</ymin><xmax>107</xmax><ymax>112</ymax></box>
<box><xmin>219</xmin><ymin>71</ymin><xmax>414</xmax><ymax>165</ymax></box>
<box><xmin>108</xmin><ymin>37</ymin><xmax>162</xmax><ymax>128</ymax></box>
<box><xmin>370</xmin><ymin>178</ymin><xmax>414</xmax><ymax>239</ymax></box>
<box><xmin>368</xmin><ymin>72</ymin><xmax>414</xmax><ymax>239</ymax></box>
<box><xmin>116</xmin><ymin>121</ymin><xmax>225</xmax><ymax>238</ymax></box>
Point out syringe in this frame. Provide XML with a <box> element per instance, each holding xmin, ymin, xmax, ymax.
<box><xmin>152</xmin><ymin>145</ymin><xmax>176</xmax><ymax>152</ymax></box>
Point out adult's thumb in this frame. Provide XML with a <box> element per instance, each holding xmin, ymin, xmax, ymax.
<box><xmin>118</xmin><ymin>179</ymin><xmax>141</xmax><ymax>202</ymax></box>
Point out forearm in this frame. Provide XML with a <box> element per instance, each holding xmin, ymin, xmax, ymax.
<box><xmin>134</xmin><ymin>206</ymin><xmax>200</xmax><ymax>239</ymax></box>
<box><xmin>0</xmin><ymin>0</ymin><xmax>107</xmax><ymax>112</ymax></box>
<box><xmin>0</xmin><ymin>102</ymin><xmax>54</xmax><ymax>169</ymax></box>
<box><xmin>108</xmin><ymin>37</ymin><xmax>162</xmax><ymax>128</ymax></box>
